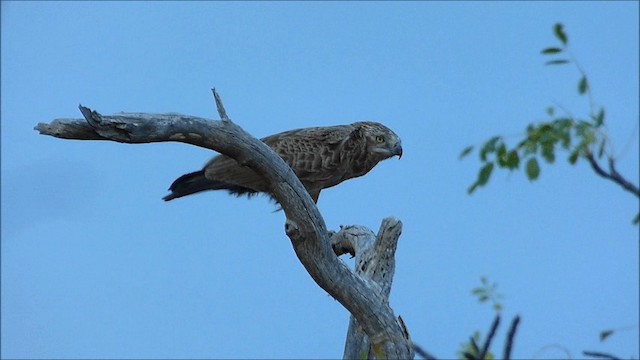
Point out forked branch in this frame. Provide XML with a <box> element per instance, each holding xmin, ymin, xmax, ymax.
<box><xmin>34</xmin><ymin>91</ymin><xmax>412</xmax><ymax>359</ymax></box>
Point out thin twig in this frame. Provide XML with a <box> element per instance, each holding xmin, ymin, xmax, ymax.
<box><xmin>565</xmin><ymin>46</ymin><xmax>597</xmax><ymax>117</ymax></box>
<box><xmin>211</xmin><ymin>88</ymin><xmax>230</xmax><ymax>122</ymax></box>
<box><xmin>585</xmin><ymin>152</ymin><xmax>640</xmax><ymax>197</ymax></box>
<box><xmin>583</xmin><ymin>350</ymin><xmax>621</xmax><ymax>360</ymax></box>
<box><xmin>468</xmin><ymin>336</ymin><xmax>480</xmax><ymax>356</ymax></box>
<box><xmin>478</xmin><ymin>314</ymin><xmax>500</xmax><ymax>360</ymax></box>
<box><xmin>503</xmin><ymin>315</ymin><xmax>521</xmax><ymax>360</ymax></box>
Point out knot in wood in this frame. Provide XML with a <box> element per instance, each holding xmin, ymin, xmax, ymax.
<box><xmin>284</xmin><ymin>219</ymin><xmax>300</xmax><ymax>240</ymax></box>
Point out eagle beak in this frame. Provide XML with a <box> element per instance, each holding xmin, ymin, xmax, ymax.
<box><xmin>392</xmin><ymin>143</ymin><xmax>403</xmax><ymax>159</ymax></box>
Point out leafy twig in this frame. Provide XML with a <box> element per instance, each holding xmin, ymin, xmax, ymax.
<box><xmin>461</xmin><ymin>22</ymin><xmax>639</xmax><ymax>224</ymax></box>
<box><xmin>472</xmin><ymin>276</ymin><xmax>504</xmax><ymax>313</ymax></box>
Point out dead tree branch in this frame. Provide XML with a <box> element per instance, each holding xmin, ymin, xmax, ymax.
<box><xmin>34</xmin><ymin>92</ymin><xmax>412</xmax><ymax>358</ymax></box>
<box><xmin>330</xmin><ymin>218</ymin><xmax>411</xmax><ymax>359</ymax></box>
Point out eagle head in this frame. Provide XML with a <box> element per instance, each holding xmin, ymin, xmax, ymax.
<box><xmin>358</xmin><ymin>121</ymin><xmax>403</xmax><ymax>160</ymax></box>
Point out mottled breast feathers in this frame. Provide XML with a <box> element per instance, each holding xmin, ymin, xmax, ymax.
<box><xmin>163</xmin><ymin>121</ymin><xmax>402</xmax><ymax>203</ymax></box>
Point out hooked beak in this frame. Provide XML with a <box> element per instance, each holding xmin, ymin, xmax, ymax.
<box><xmin>392</xmin><ymin>142</ymin><xmax>403</xmax><ymax>159</ymax></box>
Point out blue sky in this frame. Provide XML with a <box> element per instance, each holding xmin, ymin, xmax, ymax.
<box><xmin>2</xmin><ymin>2</ymin><xmax>638</xmax><ymax>359</ymax></box>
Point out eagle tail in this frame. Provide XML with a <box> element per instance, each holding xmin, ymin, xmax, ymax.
<box><xmin>163</xmin><ymin>170</ymin><xmax>212</xmax><ymax>201</ymax></box>
<box><xmin>163</xmin><ymin>170</ymin><xmax>258</xmax><ymax>201</ymax></box>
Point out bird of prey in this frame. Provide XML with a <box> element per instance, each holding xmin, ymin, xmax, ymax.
<box><xmin>163</xmin><ymin>121</ymin><xmax>402</xmax><ymax>203</ymax></box>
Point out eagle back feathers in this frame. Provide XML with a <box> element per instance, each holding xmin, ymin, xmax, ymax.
<box><xmin>166</xmin><ymin>121</ymin><xmax>401</xmax><ymax>203</ymax></box>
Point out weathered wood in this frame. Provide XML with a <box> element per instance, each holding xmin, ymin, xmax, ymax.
<box><xmin>332</xmin><ymin>218</ymin><xmax>412</xmax><ymax>359</ymax></box>
<box><xmin>35</xmin><ymin>94</ymin><xmax>412</xmax><ymax>359</ymax></box>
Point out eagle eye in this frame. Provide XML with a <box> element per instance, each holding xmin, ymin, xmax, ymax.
<box><xmin>375</xmin><ymin>136</ymin><xmax>385</xmax><ymax>143</ymax></box>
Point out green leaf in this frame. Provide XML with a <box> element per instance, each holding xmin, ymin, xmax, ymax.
<box><xmin>472</xmin><ymin>288</ymin><xmax>485</xmax><ymax>295</ymax></box>
<box><xmin>541</xmin><ymin>47</ymin><xmax>563</xmax><ymax>55</ymax></box>
<box><xmin>553</xmin><ymin>23</ymin><xmax>568</xmax><ymax>45</ymax></box>
<box><xmin>578</xmin><ymin>76</ymin><xmax>589</xmax><ymax>95</ymax></box>
<box><xmin>546</xmin><ymin>106</ymin><xmax>555</xmax><ymax>116</ymax></box>
<box><xmin>553</xmin><ymin>118</ymin><xmax>573</xmax><ymax>130</ymax></box>
<box><xmin>568</xmin><ymin>149</ymin><xmax>580</xmax><ymax>164</ymax></box>
<box><xmin>525</xmin><ymin>158</ymin><xmax>540</xmax><ymax>181</ymax></box>
<box><xmin>575</xmin><ymin>121</ymin><xmax>591</xmax><ymax>138</ymax></box>
<box><xmin>593</xmin><ymin>108</ymin><xmax>605</xmax><ymax>127</ymax></box>
<box><xmin>496</xmin><ymin>143</ymin><xmax>508</xmax><ymax>167</ymax></box>
<box><xmin>597</xmin><ymin>139</ymin><xmax>606</xmax><ymax>158</ymax></box>
<box><xmin>480</xmin><ymin>136</ymin><xmax>501</xmax><ymax>161</ymax></box>
<box><xmin>520</xmin><ymin>136</ymin><xmax>538</xmax><ymax>155</ymax></box>
<box><xmin>582</xmin><ymin>129</ymin><xmax>596</xmax><ymax>146</ymax></box>
<box><xmin>468</xmin><ymin>182</ymin><xmax>479</xmax><ymax>195</ymax></box>
<box><xmin>477</xmin><ymin>162</ymin><xmax>494</xmax><ymax>186</ymax></box>
<box><xmin>545</xmin><ymin>59</ymin><xmax>570</xmax><ymax>66</ymax></box>
<box><xmin>553</xmin><ymin>118</ymin><xmax>573</xmax><ymax>149</ymax></box>
<box><xmin>460</xmin><ymin>145</ymin><xmax>474</xmax><ymax>159</ymax></box>
<box><xmin>539</xmin><ymin>123</ymin><xmax>553</xmax><ymax>134</ymax></box>
<box><xmin>506</xmin><ymin>150</ymin><xmax>520</xmax><ymax>170</ymax></box>
<box><xmin>600</xmin><ymin>330</ymin><xmax>614</xmax><ymax>342</ymax></box>
<box><xmin>541</xmin><ymin>143</ymin><xmax>555</xmax><ymax>164</ymax></box>
<box><xmin>575</xmin><ymin>121</ymin><xmax>597</xmax><ymax>145</ymax></box>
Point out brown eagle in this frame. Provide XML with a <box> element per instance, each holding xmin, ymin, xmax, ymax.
<box><xmin>163</xmin><ymin>121</ymin><xmax>402</xmax><ymax>203</ymax></box>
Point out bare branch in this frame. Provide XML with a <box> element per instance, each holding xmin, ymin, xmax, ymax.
<box><xmin>585</xmin><ymin>152</ymin><xmax>639</xmax><ymax>198</ymax></box>
<box><xmin>503</xmin><ymin>315</ymin><xmax>521</xmax><ymax>360</ymax></box>
<box><xmin>211</xmin><ymin>88</ymin><xmax>230</xmax><ymax>122</ymax></box>
<box><xmin>340</xmin><ymin>218</ymin><xmax>411</xmax><ymax>359</ymax></box>
<box><xmin>34</xmin><ymin>98</ymin><xmax>412</xmax><ymax>358</ymax></box>
<box><xmin>478</xmin><ymin>315</ymin><xmax>500</xmax><ymax>360</ymax></box>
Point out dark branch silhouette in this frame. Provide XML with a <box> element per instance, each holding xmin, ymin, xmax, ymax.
<box><xmin>586</xmin><ymin>152</ymin><xmax>640</xmax><ymax>198</ymax></box>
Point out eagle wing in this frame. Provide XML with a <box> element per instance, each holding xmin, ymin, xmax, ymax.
<box><xmin>265</xmin><ymin>125</ymin><xmax>355</xmax><ymax>183</ymax></box>
<box><xmin>202</xmin><ymin>125</ymin><xmax>355</xmax><ymax>202</ymax></box>
<box><xmin>163</xmin><ymin>122</ymin><xmax>401</xmax><ymax>203</ymax></box>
